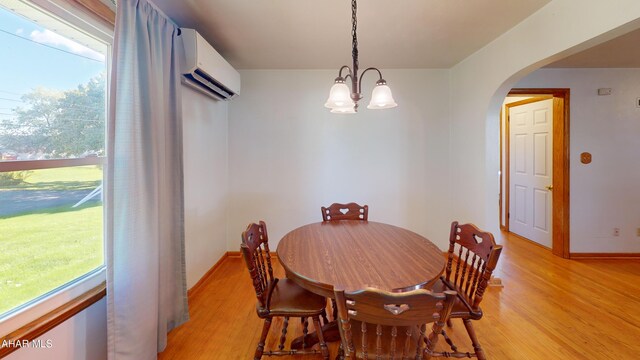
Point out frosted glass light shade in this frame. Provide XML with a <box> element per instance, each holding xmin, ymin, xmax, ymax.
<box><xmin>330</xmin><ymin>105</ymin><xmax>356</xmax><ymax>114</ymax></box>
<box><xmin>324</xmin><ymin>82</ymin><xmax>355</xmax><ymax>109</ymax></box>
<box><xmin>367</xmin><ymin>84</ymin><xmax>397</xmax><ymax>109</ymax></box>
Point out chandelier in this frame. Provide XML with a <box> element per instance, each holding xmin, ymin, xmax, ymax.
<box><xmin>324</xmin><ymin>0</ymin><xmax>397</xmax><ymax>114</ymax></box>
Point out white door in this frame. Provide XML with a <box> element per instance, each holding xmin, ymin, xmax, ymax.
<box><xmin>509</xmin><ymin>99</ymin><xmax>553</xmax><ymax>247</ymax></box>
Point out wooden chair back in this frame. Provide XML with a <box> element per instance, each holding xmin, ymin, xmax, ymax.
<box><xmin>334</xmin><ymin>287</ymin><xmax>456</xmax><ymax>359</ymax></box>
<box><xmin>321</xmin><ymin>202</ymin><xmax>368</xmax><ymax>221</ymax></box>
<box><xmin>241</xmin><ymin>221</ymin><xmax>275</xmax><ymax>311</ymax></box>
<box><xmin>444</xmin><ymin>221</ymin><xmax>503</xmax><ymax>311</ymax></box>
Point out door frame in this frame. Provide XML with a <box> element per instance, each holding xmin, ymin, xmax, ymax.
<box><xmin>501</xmin><ymin>88</ymin><xmax>570</xmax><ymax>258</ymax></box>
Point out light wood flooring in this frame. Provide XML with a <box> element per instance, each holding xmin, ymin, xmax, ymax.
<box><xmin>158</xmin><ymin>233</ymin><xmax>640</xmax><ymax>359</ymax></box>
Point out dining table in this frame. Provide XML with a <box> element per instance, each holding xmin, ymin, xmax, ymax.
<box><xmin>276</xmin><ymin>220</ymin><xmax>445</xmax><ymax>349</ymax></box>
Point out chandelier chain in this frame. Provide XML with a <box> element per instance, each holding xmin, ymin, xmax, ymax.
<box><xmin>351</xmin><ymin>0</ymin><xmax>358</xmax><ymax>72</ymax></box>
<box><xmin>325</xmin><ymin>0</ymin><xmax>396</xmax><ymax>112</ymax></box>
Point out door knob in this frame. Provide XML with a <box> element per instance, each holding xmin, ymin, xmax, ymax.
<box><xmin>545</xmin><ymin>185</ymin><xmax>553</xmax><ymax>191</ymax></box>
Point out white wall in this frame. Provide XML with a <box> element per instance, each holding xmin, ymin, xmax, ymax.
<box><xmin>514</xmin><ymin>68</ymin><xmax>640</xmax><ymax>253</ymax></box>
<box><xmin>227</xmin><ymin>69</ymin><xmax>452</xmax><ymax>250</ymax></box>
<box><xmin>449</xmin><ymin>0</ymin><xmax>640</xmax><ymax>238</ymax></box>
<box><xmin>182</xmin><ymin>86</ymin><xmax>229</xmax><ymax>287</ymax></box>
<box><xmin>6</xmin><ymin>299</ymin><xmax>106</xmax><ymax>360</ymax></box>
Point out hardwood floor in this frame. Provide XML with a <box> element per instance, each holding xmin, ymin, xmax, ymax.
<box><xmin>158</xmin><ymin>233</ymin><xmax>640</xmax><ymax>359</ymax></box>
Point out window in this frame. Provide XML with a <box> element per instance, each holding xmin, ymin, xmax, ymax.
<box><xmin>0</xmin><ymin>0</ymin><xmax>109</xmax><ymax>319</ymax></box>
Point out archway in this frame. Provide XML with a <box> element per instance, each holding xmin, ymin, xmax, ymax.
<box><xmin>448</xmin><ymin>0</ymin><xmax>640</xmax><ymax>254</ymax></box>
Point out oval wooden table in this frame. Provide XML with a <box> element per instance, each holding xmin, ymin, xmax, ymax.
<box><xmin>276</xmin><ymin>220</ymin><xmax>445</xmax><ymax>349</ymax></box>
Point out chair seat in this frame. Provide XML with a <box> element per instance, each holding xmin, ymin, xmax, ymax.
<box><xmin>431</xmin><ymin>278</ymin><xmax>483</xmax><ymax>320</ymax></box>
<box><xmin>266</xmin><ymin>278</ymin><xmax>327</xmax><ymax>317</ymax></box>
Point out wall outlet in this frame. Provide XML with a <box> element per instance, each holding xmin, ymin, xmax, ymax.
<box><xmin>598</xmin><ymin>88</ymin><xmax>612</xmax><ymax>96</ymax></box>
<box><xmin>613</xmin><ymin>228</ymin><xmax>620</xmax><ymax>236</ymax></box>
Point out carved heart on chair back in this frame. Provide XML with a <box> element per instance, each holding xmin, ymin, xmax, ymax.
<box><xmin>383</xmin><ymin>304</ymin><xmax>410</xmax><ymax>315</ymax></box>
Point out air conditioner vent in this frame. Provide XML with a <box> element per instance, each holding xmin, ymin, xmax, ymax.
<box><xmin>179</xmin><ymin>29</ymin><xmax>240</xmax><ymax>100</ymax></box>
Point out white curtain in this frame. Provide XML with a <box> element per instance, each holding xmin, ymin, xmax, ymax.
<box><xmin>106</xmin><ymin>0</ymin><xmax>188</xmax><ymax>358</ymax></box>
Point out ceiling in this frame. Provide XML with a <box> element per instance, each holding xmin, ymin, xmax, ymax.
<box><xmin>546</xmin><ymin>27</ymin><xmax>640</xmax><ymax>68</ymax></box>
<box><xmin>152</xmin><ymin>0</ymin><xmax>551</xmax><ymax>69</ymax></box>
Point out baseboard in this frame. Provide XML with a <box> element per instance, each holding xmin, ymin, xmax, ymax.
<box><xmin>570</xmin><ymin>253</ymin><xmax>640</xmax><ymax>260</ymax></box>
<box><xmin>187</xmin><ymin>252</ymin><xmax>229</xmax><ymax>298</ymax></box>
<box><xmin>509</xmin><ymin>232</ymin><xmax>552</xmax><ymax>251</ymax></box>
<box><xmin>187</xmin><ymin>251</ymin><xmax>278</xmax><ymax>298</ymax></box>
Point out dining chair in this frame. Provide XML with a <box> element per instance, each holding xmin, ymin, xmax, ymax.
<box><xmin>241</xmin><ymin>221</ymin><xmax>330</xmax><ymax>360</ymax></box>
<box><xmin>334</xmin><ymin>287</ymin><xmax>457</xmax><ymax>359</ymax></box>
<box><xmin>320</xmin><ymin>202</ymin><xmax>369</xmax><ymax>321</ymax></box>
<box><xmin>430</xmin><ymin>221</ymin><xmax>503</xmax><ymax>360</ymax></box>
<box><xmin>321</xmin><ymin>202</ymin><xmax>368</xmax><ymax>221</ymax></box>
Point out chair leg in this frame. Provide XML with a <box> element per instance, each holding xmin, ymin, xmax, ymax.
<box><xmin>278</xmin><ymin>316</ymin><xmax>289</xmax><ymax>350</ymax></box>
<box><xmin>254</xmin><ymin>318</ymin><xmax>272</xmax><ymax>360</ymax></box>
<box><xmin>463</xmin><ymin>319</ymin><xmax>486</xmax><ymax>360</ymax></box>
<box><xmin>302</xmin><ymin>317</ymin><xmax>309</xmax><ymax>349</ymax></box>
<box><xmin>446</xmin><ymin>318</ymin><xmax>453</xmax><ymax>328</ymax></box>
<box><xmin>313</xmin><ymin>316</ymin><xmax>330</xmax><ymax>360</ymax></box>
<box><xmin>321</xmin><ymin>308</ymin><xmax>329</xmax><ymax>325</ymax></box>
<box><xmin>440</xmin><ymin>329</ymin><xmax>459</xmax><ymax>353</ymax></box>
<box><xmin>332</xmin><ymin>298</ymin><xmax>338</xmax><ymax>320</ymax></box>
<box><xmin>336</xmin><ymin>343</ymin><xmax>345</xmax><ymax>360</ymax></box>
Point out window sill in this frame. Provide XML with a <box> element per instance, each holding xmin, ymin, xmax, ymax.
<box><xmin>0</xmin><ymin>269</ymin><xmax>106</xmax><ymax>358</ymax></box>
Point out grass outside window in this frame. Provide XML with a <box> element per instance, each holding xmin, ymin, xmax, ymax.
<box><xmin>0</xmin><ymin>166</ymin><xmax>104</xmax><ymax>316</ymax></box>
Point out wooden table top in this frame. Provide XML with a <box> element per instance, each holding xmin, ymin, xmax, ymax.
<box><xmin>276</xmin><ymin>221</ymin><xmax>445</xmax><ymax>298</ymax></box>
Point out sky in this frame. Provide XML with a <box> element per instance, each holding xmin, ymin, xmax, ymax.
<box><xmin>0</xmin><ymin>5</ymin><xmax>106</xmax><ymax>122</ymax></box>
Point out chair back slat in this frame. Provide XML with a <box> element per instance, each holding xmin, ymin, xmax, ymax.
<box><xmin>361</xmin><ymin>321</ymin><xmax>368</xmax><ymax>359</ymax></box>
<box><xmin>376</xmin><ymin>324</ymin><xmax>383</xmax><ymax>358</ymax></box>
<box><xmin>467</xmin><ymin>257</ymin><xmax>483</xmax><ymax>301</ymax></box>
<box><xmin>415</xmin><ymin>324</ymin><xmax>427</xmax><ymax>358</ymax></box>
<box><xmin>458</xmin><ymin>248</ymin><xmax>471</xmax><ymax>291</ymax></box>
<box><xmin>389</xmin><ymin>326</ymin><xmax>397</xmax><ymax>359</ymax></box>
<box><xmin>321</xmin><ymin>202</ymin><xmax>368</xmax><ymax>221</ymax></box>
<box><xmin>463</xmin><ymin>254</ymin><xmax>479</xmax><ymax>298</ymax></box>
<box><xmin>256</xmin><ymin>247</ymin><xmax>267</xmax><ymax>290</ymax></box>
<box><xmin>335</xmin><ymin>287</ymin><xmax>456</xmax><ymax>359</ymax></box>
<box><xmin>241</xmin><ymin>221</ymin><xmax>274</xmax><ymax>310</ymax></box>
<box><xmin>453</xmin><ymin>245</ymin><xmax>463</xmax><ymax>285</ymax></box>
<box><xmin>444</xmin><ymin>221</ymin><xmax>503</xmax><ymax>310</ymax></box>
<box><xmin>336</xmin><ymin>290</ymin><xmax>356</xmax><ymax>355</ymax></box>
<box><xmin>402</xmin><ymin>327</ymin><xmax>411</xmax><ymax>359</ymax></box>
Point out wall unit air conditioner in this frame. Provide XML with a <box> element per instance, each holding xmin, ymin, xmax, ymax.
<box><xmin>180</xmin><ymin>28</ymin><xmax>240</xmax><ymax>100</ymax></box>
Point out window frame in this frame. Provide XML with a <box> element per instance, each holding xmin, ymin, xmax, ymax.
<box><xmin>0</xmin><ymin>0</ymin><xmax>114</xmax><ymax>351</ymax></box>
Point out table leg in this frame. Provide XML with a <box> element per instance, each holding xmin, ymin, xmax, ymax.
<box><xmin>290</xmin><ymin>320</ymin><xmax>340</xmax><ymax>349</ymax></box>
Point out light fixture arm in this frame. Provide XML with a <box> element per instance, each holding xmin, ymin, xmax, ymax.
<box><xmin>337</xmin><ymin>65</ymin><xmax>352</xmax><ymax>79</ymax></box>
<box><xmin>358</xmin><ymin>67</ymin><xmax>384</xmax><ymax>95</ymax></box>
